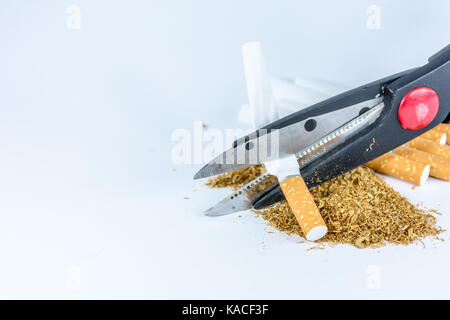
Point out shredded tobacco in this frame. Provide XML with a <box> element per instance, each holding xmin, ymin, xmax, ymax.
<box><xmin>207</xmin><ymin>166</ymin><xmax>444</xmax><ymax>248</ymax></box>
<box><xmin>205</xmin><ymin>165</ymin><xmax>266</xmax><ymax>190</ymax></box>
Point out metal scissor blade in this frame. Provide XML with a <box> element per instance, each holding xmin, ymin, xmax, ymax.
<box><xmin>208</xmin><ymin>101</ymin><xmax>386</xmax><ymax>214</ymax></box>
<box><xmin>253</xmin><ymin>101</ymin><xmax>386</xmax><ymax>210</ymax></box>
<box><xmin>194</xmin><ymin>163</ymin><xmax>249</xmax><ymax>180</ymax></box>
<box><xmin>204</xmin><ymin>172</ymin><xmax>279</xmax><ymax>216</ymax></box>
<box><xmin>204</xmin><ymin>193</ymin><xmax>251</xmax><ymax>216</ymax></box>
<box><xmin>194</xmin><ymin>96</ymin><xmax>383</xmax><ymax>180</ymax></box>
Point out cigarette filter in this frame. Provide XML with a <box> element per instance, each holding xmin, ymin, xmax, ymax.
<box><xmin>280</xmin><ymin>176</ymin><xmax>327</xmax><ymax>241</ymax></box>
<box><xmin>365</xmin><ymin>152</ymin><xmax>430</xmax><ymax>185</ymax></box>
<box><xmin>394</xmin><ymin>146</ymin><xmax>450</xmax><ymax>182</ymax></box>
<box><xmin>407</xmin><ymin>137</ymin><xmax>450</xmax><ymax>159</ymax></box>
<box><xmin>434</xmin><ymin>123</ymin><xmax>450</xmax><ymax>144</ymax></box>
<box><xmin>265</xmin><ymin>156</ymin><xmax>327</xmax><ymax>241</ymax></box>
<box><xmin>419</xmin><ymin>129</ymin><xmax>447</xmax><ymax>145</ymax></box>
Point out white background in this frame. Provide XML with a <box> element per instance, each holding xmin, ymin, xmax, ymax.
<box><xmin>0</xmin><ymin>0</ymin><xmax>449</xmax><ymax>299</ymax></box>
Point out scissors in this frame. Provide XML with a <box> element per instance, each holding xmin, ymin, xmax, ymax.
<box><xmin>194</xmin><ymin>44</ymin><xmax>450</xmax><ymax>216</ymax></box>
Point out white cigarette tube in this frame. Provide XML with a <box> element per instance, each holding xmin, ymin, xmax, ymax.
<box><xmin>242</xmin><ymin>42</ymin><xmax>278</xmax><ymax>128</ymax></box>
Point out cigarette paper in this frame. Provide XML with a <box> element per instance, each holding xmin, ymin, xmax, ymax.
<box><xmin>394</xmin><ymin>146</ymin><xmax>450</xmax><ymax>182</ymax></box>
<box><xmin>434</xmin><ymin>123</ymin><xmax>450</xmax><ymax>144</ymax></box>
<box><xmin>365</xmin><ymin>152</ymin><xmax>430</xmax><ymax>185</ymax></box>
<box><xmin>280</xmin><ymin>176</ymin><xmax>327</xmax><ymax>241</ymax></box>
<box><xmin>242</xmin><ymin>42</ymin><xmax>278</xmax><ymax>128</ymax></box>
<box><xmin>419</xmin><ymin>129</ymin><xmax>447</xmax><ymax>145</ymax></box>
<box><xmin>407</xmin><ymin>137</ymin><xmax>450</xmax><ymax>159</ymax></box>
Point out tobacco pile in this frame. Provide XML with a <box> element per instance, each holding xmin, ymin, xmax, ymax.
<box><xmin>207</xmin><ymin>166</ymin><xmax>444</xmax><ymax>248</ymax></box>
<box><xmin>205</xmin><ymin>165</ymin><xmax>266</xmax><ymax>190</ymax></box>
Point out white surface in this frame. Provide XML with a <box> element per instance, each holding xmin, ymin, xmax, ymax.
<box><xmin>0</xmin><ymin>0</ymin><xmax>450</xmax><ymax>299</ymax></box>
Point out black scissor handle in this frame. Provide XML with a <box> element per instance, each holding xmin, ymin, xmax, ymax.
<box><xmin>254</xmin><ymin>45</ymin><xmax>450</xmax><ymax>210</ymax></box>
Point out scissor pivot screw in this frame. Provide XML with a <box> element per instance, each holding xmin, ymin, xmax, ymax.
<box><xmin>305</xmin><ymin>119</ymin><xmax>317</xmax><ymax>132</ymax></box>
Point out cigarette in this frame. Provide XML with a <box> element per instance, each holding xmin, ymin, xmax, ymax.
<box><xmin>365</xmin><ymin>152</ymin><xmax>430</xmax><ymax>185</ymax></box>
<box><xmin>434</xmin><ymin>123</ymin><xmax>450</xmax><ymax>144</ymax></box>
<box><xmin>280</xmin><ymin>176</ymin><xmax>327</xmax><ymax>241</ymax></box>
<box><xmin>407</xmin><ymin>137</ymin><xmax>450</xmax><ymax>159</ymax></box>
<box><xmin>394</xmin><ymin>146</ymin><xmax>450</xmax><ymax>182</ymax></box>
<box><xmin>419</xmin><ymin>129</ymin><xmax>447</xmax><ymax>145</ymax></box>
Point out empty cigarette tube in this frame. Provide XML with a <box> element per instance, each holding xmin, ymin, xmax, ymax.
<box><xmin>394</xmin><ymin>146</ymin><xmax>450</xmax><ymax>182</ymax></box>
<box><xmin>434</xmin><ymin>123</ymin><xmax>450</xmax><ymax>144</ymax></box>
<box><xmin>419</xmin><ymin>129</ymin><xmax>447</xmax><ymax>145</ymax></box>
<box><xmin>242</xmin><ymin>42</ymin><xmax>278</xmax><ymax>128</ymax></box>
<box><xmin>407</xmin><ymin>137</ymin><xmax>450</xmax><ymax>159</ymax></box>
<box><xmin>365</xmin><ymin>152</ymin><xmax>430</xmax><ymax>185</ymax></box>
<box><xmin>280</xmin><ymin>176</ymin><xmax>327</xmax><ymax>241</ymax></box>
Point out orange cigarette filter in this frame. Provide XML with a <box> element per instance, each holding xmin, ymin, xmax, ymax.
<box><xmin>365</xmin><ymin>152</ymin><xmax>430</xmax><ymax>185</ymax></box>
<box><xmin>407</xmin><ymin>137</ymin><xmax>450</xmax><ymax>159</ymax></box>
<box><xmin>434</xmin><ymin>123</ymin><xmax>450</xmax><ymax>144</ymax></box>
<box><xmin>419</xmin><ymin>129</ymin><xmax>446</xmax><ymax>145</ymax></box>
<box><xmin>280</xmin><ymin>176</ymin><xmax>327</xmax><ymax>241</ymax></box>
<box><xmin>394</xmin><ymin>146</ymin><xmax>450</xmax><ymax>182</ymax></box>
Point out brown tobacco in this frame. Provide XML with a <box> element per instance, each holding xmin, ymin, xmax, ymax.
<box><xmin>205</xmin><ymin>165</ymin><xmax>265</xmax><ymax>190</ymax></box>
<box><xmin>207</xmin><ymin>166</ymin><xmax>444</xmax><ymax>248</ymax></box>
